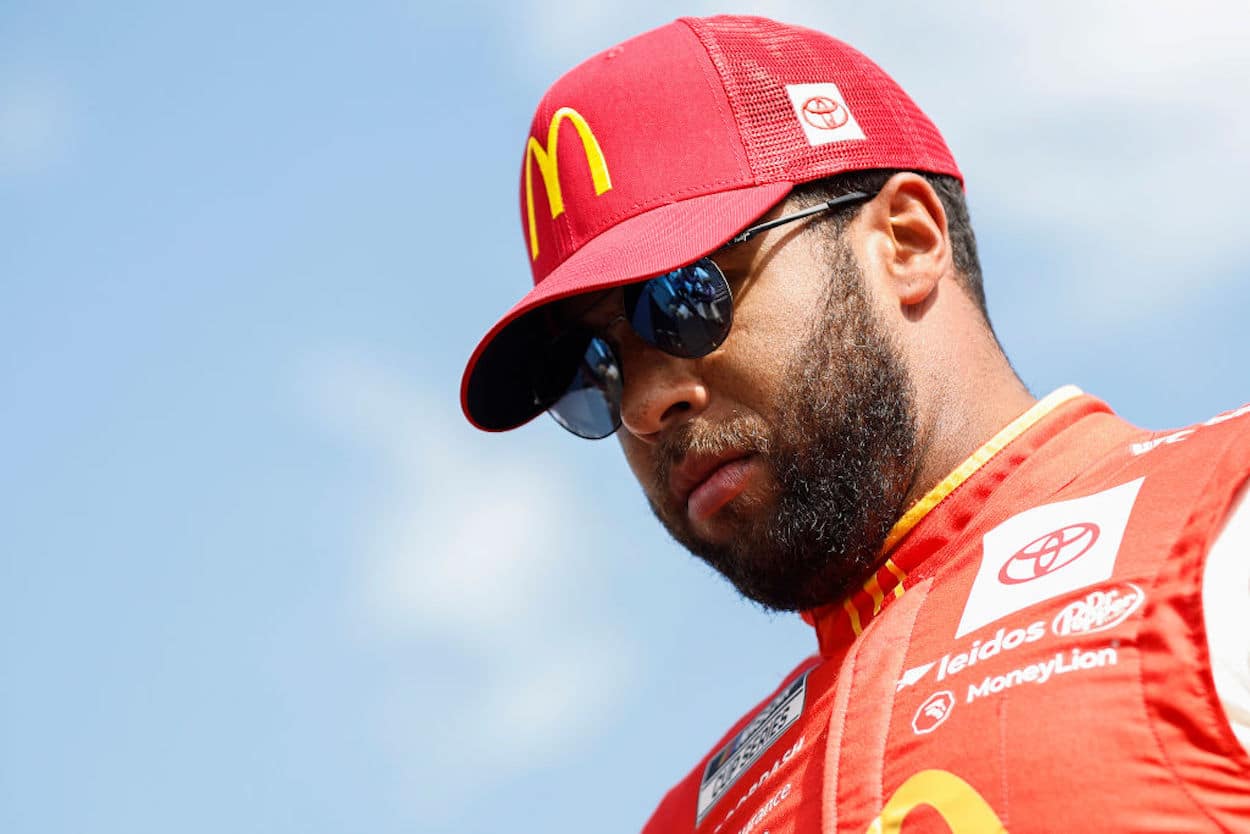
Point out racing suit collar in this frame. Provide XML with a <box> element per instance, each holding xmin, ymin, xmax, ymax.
<box><xmin>801</xmin><ymin>386</ymin><xmax>1109</xmax><ymax>659</ymax></box>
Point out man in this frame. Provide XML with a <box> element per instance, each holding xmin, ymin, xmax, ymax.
<box><xmin>460</xmin><ymin>15</ymin><xmax>1250</xmax><ymax>833</ymax></box>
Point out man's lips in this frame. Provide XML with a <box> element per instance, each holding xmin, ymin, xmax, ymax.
<box><xmin>670</xmin><ymin>452</ymin><xmax>756</xmax><ymax>523</ymax></box>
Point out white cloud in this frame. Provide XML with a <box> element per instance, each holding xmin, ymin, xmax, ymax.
<box><xmin>505</xmin><ymin>1</ymin><xmax>1250</xmax><ymax>323</ymax></box>
<box><xmin>476</xmin><ymin>631</ymin><xmax>636</xmax><ymax>762</ymax></box>
<box><xmin>822</xmin><ymin>2</ymin><xmax>1250</xmax><ymax>319</ymax></box>
<box><xmin>300</xmin><ymin>349</ymin><xmax>638</xmax><ymax>777</ymax></box>
<box><xmin>368</xmin><ymin>479</ymin><xmax>564</xmax><ymax>634</ymax></box>
<box><xmin>0</xmin><ymin>73</ymin><xmax>73</xmax><ymax>175</ymax></box>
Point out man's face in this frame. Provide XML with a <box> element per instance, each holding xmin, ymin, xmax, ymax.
<box><xmin>606</xmin><ymin>216</ymin><xmax>920</xmax><ymax>611</ymax></box>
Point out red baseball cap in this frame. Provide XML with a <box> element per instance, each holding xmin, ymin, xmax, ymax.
<box><xmin>461</xmin><ymin>14</ymin><xmax>961</xmax><ymax>432</ymax></box>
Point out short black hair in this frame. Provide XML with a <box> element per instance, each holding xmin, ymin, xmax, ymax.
<box><xmin>787</xmin><ymin>170</ymin><xmax>988</xmax><ymax>321</ymax></box>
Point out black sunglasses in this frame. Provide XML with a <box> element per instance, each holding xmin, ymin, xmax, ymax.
<box><xmin>532</xmin><ymin>190</ymin><xmax>875</xmax><ymax>439</ymax></box>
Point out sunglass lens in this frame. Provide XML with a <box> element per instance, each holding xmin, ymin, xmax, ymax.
<box><xmin>546</xmin><ymin>336</ymin><xmax>622</xmax><ymax>439</ymax></box>
<box><xmin>624</xmin><ymin>259</ymin><xmax>733</xmax><ymax>358</ymax></box>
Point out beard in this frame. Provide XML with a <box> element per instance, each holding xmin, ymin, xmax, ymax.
<box><xmin>647</xmin><ymin>242</ymin><xmax>920</xmax><ymax>611</ymax></box>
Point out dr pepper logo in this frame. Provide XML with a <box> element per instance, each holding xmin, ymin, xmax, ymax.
<box><xmin>998</xmin><ymin>522</ymin><xmax>1100</xmax><ymax>585</ymax></box>
<box><xmin>1052</xmin><ymin>582</ymin><xmax>1145</xmax><ymax>636</ymax></box>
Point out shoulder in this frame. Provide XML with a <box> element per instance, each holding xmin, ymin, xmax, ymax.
<box><xmin>1051</xmin><ymin>399</ymin><xmax>1250</xmax><ymax>499</ymax></box>
<box><xmin>1125</xmin><ymin>400</ymin><xmax>1250</xmax><ymax>459</ymax></box>
<box><xmin>641</xmin><ymin>655</ymin><xmax>820</xmax><ymax>834</ymax></box>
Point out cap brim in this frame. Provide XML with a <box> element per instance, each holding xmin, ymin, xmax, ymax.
<box><xmin>461</xmin><ymin>181</ymin><xmax>793</xmax><ymax>432</ymax></box>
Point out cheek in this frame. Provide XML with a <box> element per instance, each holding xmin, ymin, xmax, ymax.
<box><xmin>710</xmin><ymin>335</ymin><xmax>789</xmax><ymax>408</ymax></box>
<box><xmin>719</xmin><ymin>280</ymin><xmax>823</xmax><ymax>400</ymax></box>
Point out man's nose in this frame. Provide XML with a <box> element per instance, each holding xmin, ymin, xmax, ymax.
<box><xmin>614</xmin><ymin>327</ymin><xmax>710</xmax><ymax>442</ymax></box>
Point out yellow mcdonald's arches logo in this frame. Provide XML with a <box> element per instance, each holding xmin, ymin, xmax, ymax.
<box><xmin>524</xmin><ymin>106</ymin><xmax>613</xmax><ymax>260</ymax></box>
<box><xmin>866</xmin><ymin>770</ymin><xmax>1007</xmax><ymax>834</ymax></box>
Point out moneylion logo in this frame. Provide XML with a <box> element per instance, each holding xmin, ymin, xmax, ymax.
<box><xmin>911</xmin><ymin>691</ymin><xmax>955</xmax><ymax>735</ymax></box>
<box><xmin>1051</xmin><ymin>582</ymin><xmax>1145</xmax><ymax>636</ymax></box>
<box><xmin>523</xmin><ymin>106</ymin><xmax>613</xmax><ymax>260</ymax></box>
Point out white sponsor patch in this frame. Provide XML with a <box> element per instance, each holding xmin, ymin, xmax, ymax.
<box><xmin>784</xmin><ymin>83</ymin><xmax>866</xmax><ymax>147</ymax></box>
<box><xmin>710</xmin><ymin>736</ymin><xmax>804</xmax><ymax>834</ymax></box>
<box><xmin>1051</xmin><ymin>582</ymin><xmax>1145</xmax><ymax>636</ymax></box>
<box><xmin>955</xmin><ymin>479</ymin><xmax>1145</xmax><ymax>637</ymax></box>
<box><xmin>698</xmin><ymin>673</ymin><xmax>806</xmax><ymax>823</ymax></box>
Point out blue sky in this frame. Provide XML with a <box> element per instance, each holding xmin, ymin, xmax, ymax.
<box><xmin>3</xmin><ymin>2</ymin><xmax>1249</xmax><ymax>832</ymax></box>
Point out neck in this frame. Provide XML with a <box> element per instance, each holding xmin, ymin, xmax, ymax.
<box><xmin>904</xmin><ymin>334</ymin><xmax>1036</xmax><ymax>514</ymax></box>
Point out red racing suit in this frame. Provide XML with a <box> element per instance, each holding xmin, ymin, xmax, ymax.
<box><xmin>641</xmin><ymin>388</ymin><xmax>1250</xmax><ymax>833</ymax></box>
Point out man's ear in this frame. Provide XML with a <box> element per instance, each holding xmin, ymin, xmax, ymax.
<box><xmin>858</xmin><ymin>173</ymin><xmax>951</xmax><ymax>307</ymax></box>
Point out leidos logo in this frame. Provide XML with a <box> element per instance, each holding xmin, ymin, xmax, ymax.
<box><xmin>899</xmin><ymin>621</ymin><xmax>1047</xmax><ymax>691</ymax></box>
<box><xmin>523</xmin><ymin>106</ymin><xmax>613</xmax><ymax>260</ymax></box>
<box><xmin>897</xmin><ymin>584</ymin><xmax>1145</xmax><ymax>693</ymax></box>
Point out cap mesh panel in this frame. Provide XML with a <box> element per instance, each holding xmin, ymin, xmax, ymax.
<box><xmin>682</xmin><ymin>15</ymin><xmax>959</xmax><ymax>185</ymax></box>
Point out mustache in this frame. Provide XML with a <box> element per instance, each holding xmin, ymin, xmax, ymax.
<box><xmin>653</xmin><ymin>414</ymin><xmax>774</xmax><ymax>500</ymax></box>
